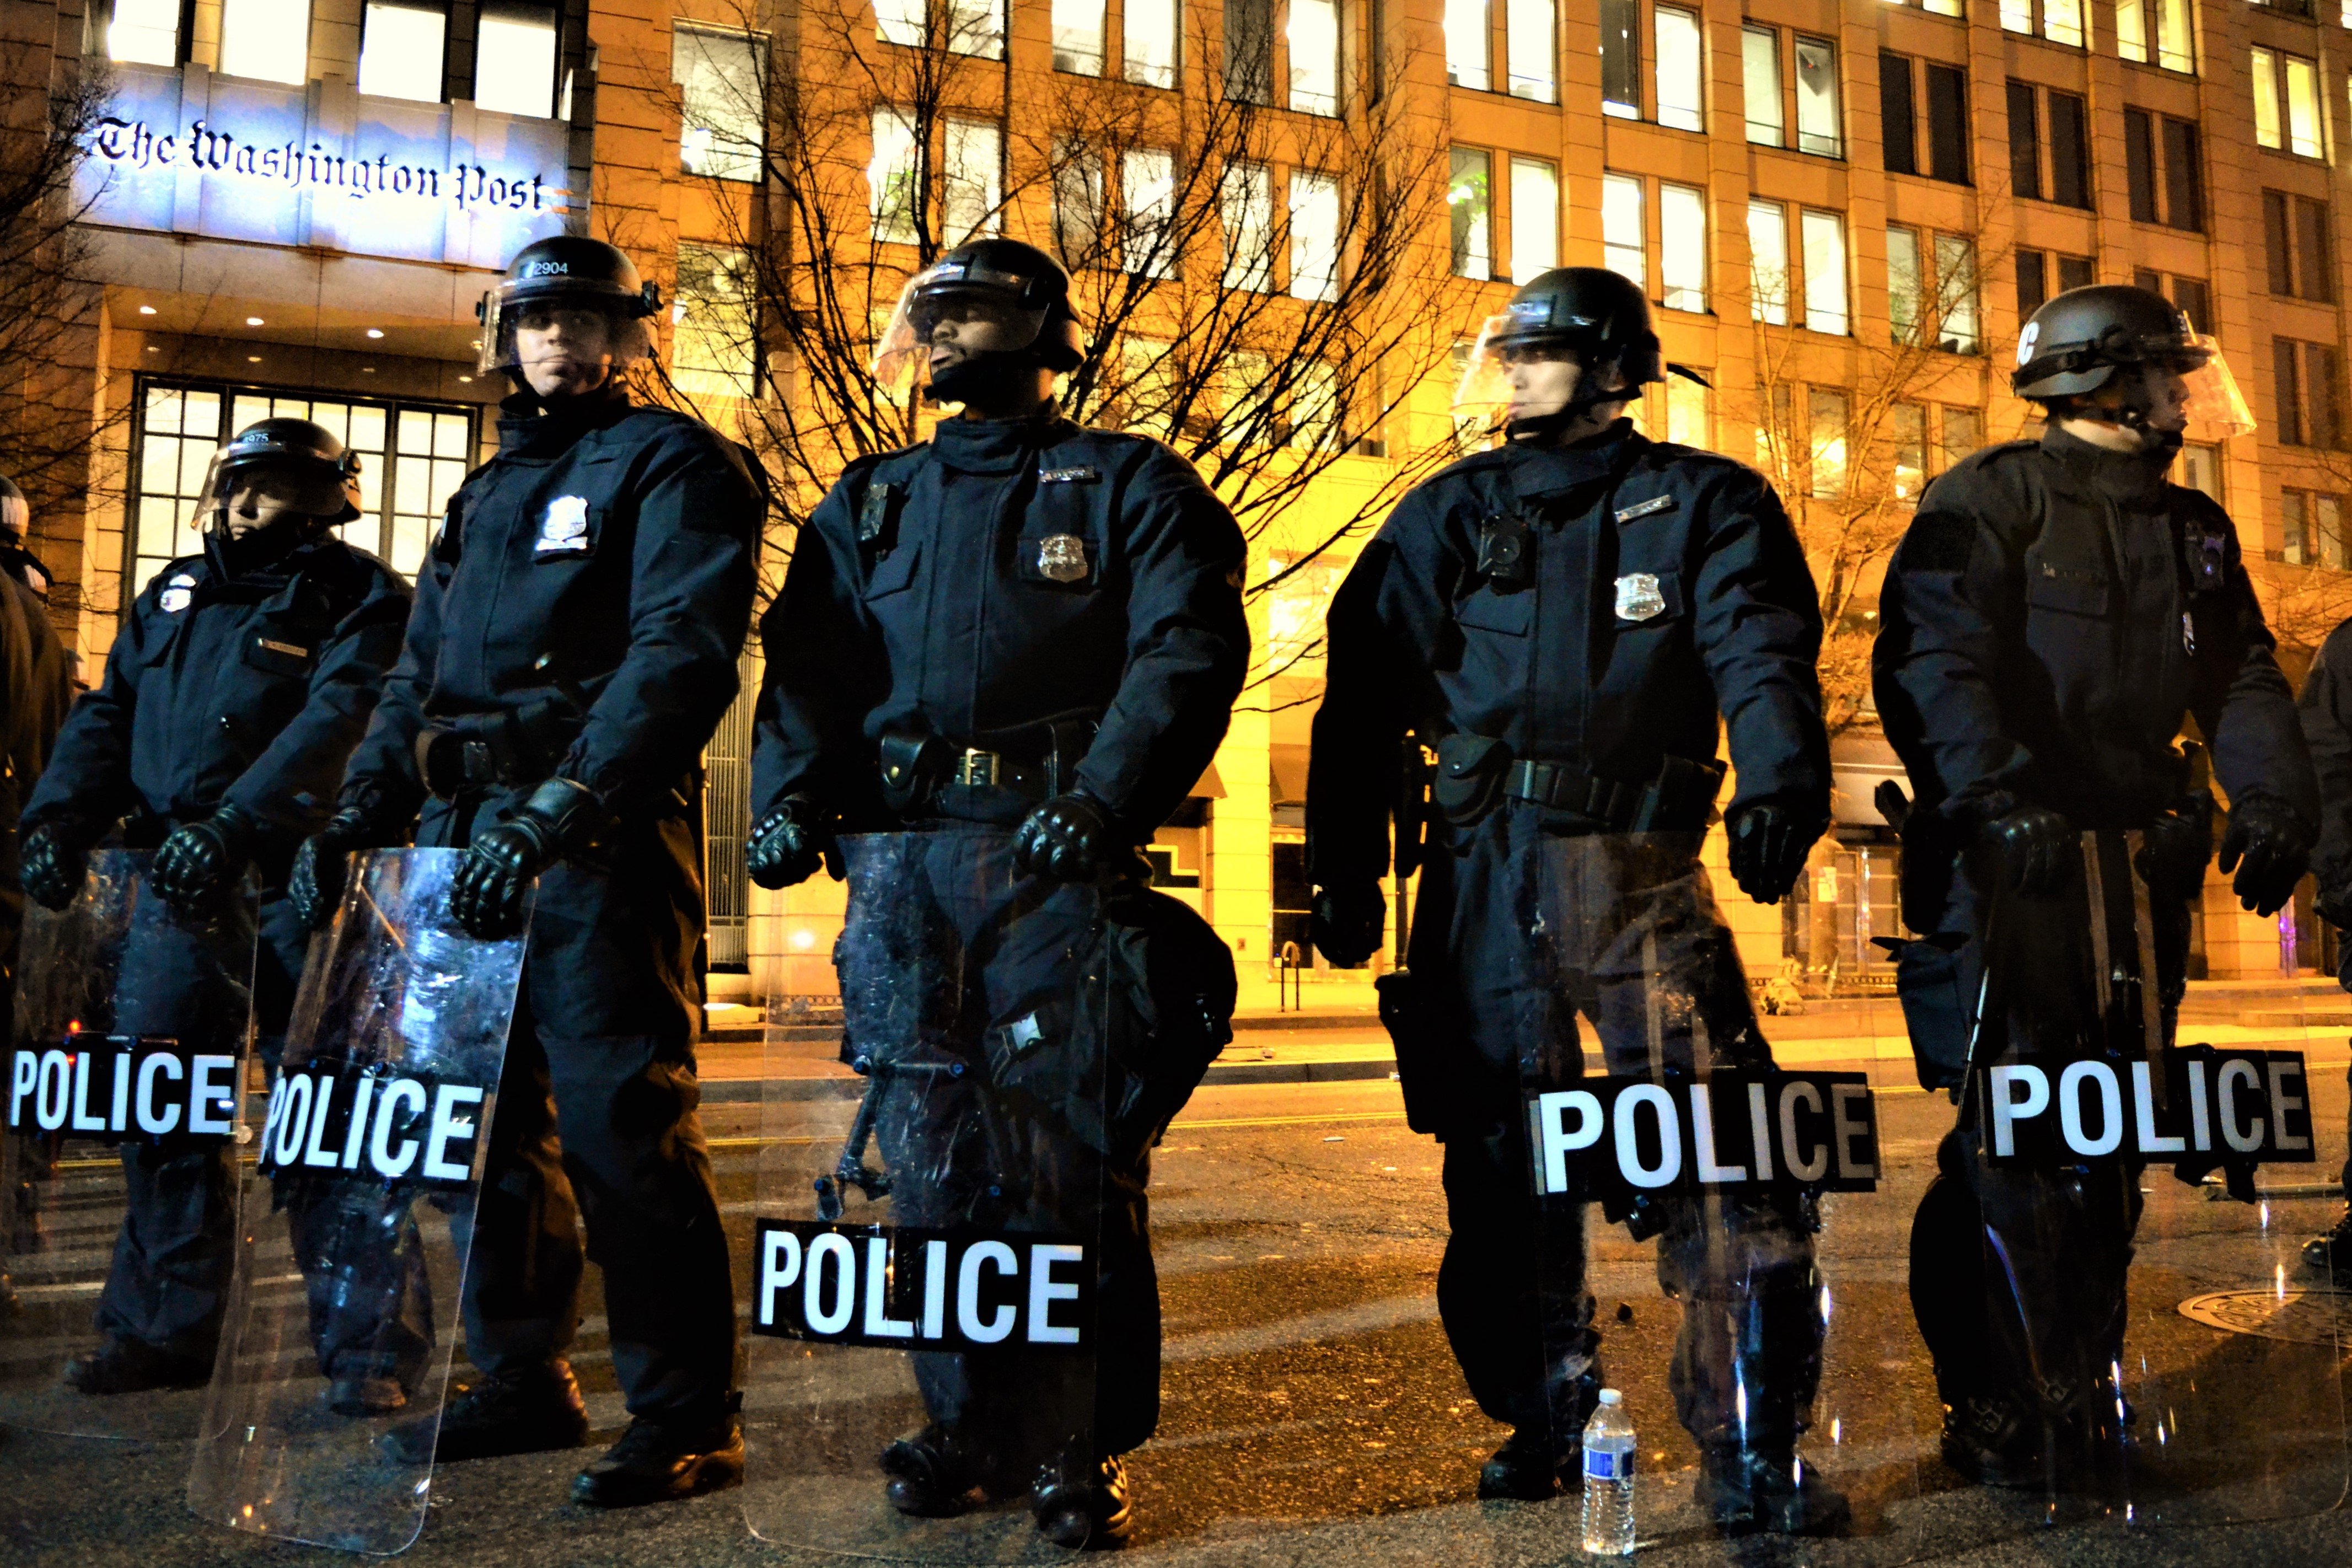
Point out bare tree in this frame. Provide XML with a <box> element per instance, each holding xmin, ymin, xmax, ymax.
<box><xmin>660</xmin><ymin>0</ymin><xmax>1478</xmax><ymax>646</ymax></box>
<box><xmin>1739</xmin><ymin>224</ymin><xmax>2004</xmax><ymax>735</ymax></box>
<box><xmin>0</xmin><ymin>47</ymin><xmax>122</xmax><ymax>624</ymax></box>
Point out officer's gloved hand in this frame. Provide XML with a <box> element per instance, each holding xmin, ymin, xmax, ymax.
<box><xmin>1311</xmin><ymin>880</ymin><xmax>1386</xmax><ymax>968</ymax></box>
<box><xmin>746</xmin><ymin>794</ymin><xmax>839</xmax><ymax>890</ymax></box>
<box><xmin>152</xmin><ymin>802</ymin><xmax>264</xmax><ymax>916</ymax></box>
<box><xmin>1012</xmin><ymin>792</ymin><xmax>1121</xmax><ymax>884</ymax></box>
<box><xmin>20</xmin><ymin>822</ymin><xmax>87</xmax><ymax>912</ymax></box>
<box><xmin>451</xmin><ymin>777</ymin><xmax>607</xmax><ymax>940</ymax></box>
<box><xmin>1725</xmin><ymin>801</ymin><xmax>1825</xmax><ymax>905</ymax></box>
<box><xmin>289</xmin><ymin>804</ymin><xmax>403</xmax><ymax>931</ymax></box>
<box><xmin>2135</xmin><ymin>797</ymin><xmax>2215</xmax><ymax>904</ymax></box>
<box><xmin>2217</xmin><ymin>794</ymin><xmax>2313</xmax><ymax>916</ymax></box>
<box><xmin>1983</xmin><ymin>805</ymin><xmax>2075</xmax><ymax>897</ymax></box>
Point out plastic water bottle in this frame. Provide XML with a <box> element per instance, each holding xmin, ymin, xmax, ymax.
<box><xmin>1580</xmin><ymin>1388</ymin><xmax>1637</xmax><ymax>1556</ymax></box>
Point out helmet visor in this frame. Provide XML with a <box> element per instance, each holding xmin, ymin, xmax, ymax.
<box><xmin>1453</xmin><ymin>312</ymin><xmax>1601</xmax><ymax>426</ymax></box>
<box><xmin>871</xmin><ymin>261</ymin><xmax>1049</xmax><ymax>391</ymax></box>
<box><xmin>477</xmin><ymin>281</ymin><xmax>656</xmax><ymax>376</ymax></box>
<box><xmin>2170</xmin><ymin>334</ymin><xmax>2257</xmax><ymax>442</ymax></box>
<box><xmin>200</xmin><ymin>449</ymin><xmax>362</xmax><ymax>527</ymax></box>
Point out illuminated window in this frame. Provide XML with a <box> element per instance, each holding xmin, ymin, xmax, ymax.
<box><xmin>1748</xmin><ymin>201</ymin><xmax>1789</xmax><ymax>324</ymax></box>
<box><xmin>1654</xmin><ymin>6</ymin><xmax>1701</xmax><ymax>131</ymax></box>
<box><xmin>673</xmin><ymin>244</ymin><xmax>760</xmax><ymax>401</ymax></box>
<box><xmin>105</xmin><ymin>0</ymin><xmax>180</xmax><ymax>65</ymax></box>
<box><xmin>1054</xmin><ymin>142</ymin><xmax>1107</xmax><ymax>264</ymax></box>
<box><xmin>1801</xmin><ymin>208</ymin><xmax>1848</xmax><ymax>335</ymax></box>
<box><xmin>1742</xmin><ymin>26</ymin><xmax>1782</xmax><ymax>147</ymax></box>
<box><xmin>1448</xmin><ymin>147</ymin><xmax>1491</xmax><ymax>278</ymax></box>
<box><xmin>1600</xmin><ymin>0</ymin><xmax>1637</xmax><ymax>116</ymax></box>
<box><xmin>1809</xmin><ymin>388</ymin><xmax>1848</xmax><ymax>498</ymax></box>
<box><xmin>475</xmin><ymin>3</ymin><xmax>558</xmax><ymax>118</ymax></box>
<box><xmin>1222</xmin><ymin>162</ymin><xmax>1276</xmax><ymax>292</ymax></box>
<box><xmin>674</xmin><ymin>24</ymin><xmax>764</xmax><ymax>181</ymax></box>
<box><xmin>1123</xmin><ymin>148</ymin><xmax>1177</xmax><ymax>277</ymax></box>
<box><xmin>943</xmin><ymin>118</ymin><xmax>1002</xmax><ymax>240</ymax></box>
<box><xmin>1505</xmin><ymin>0</ymin><xmax>1554</xmax><ymax>102</ymax></box>
<box><xmin>359</xmin><ymin>2</ymin><xmax>444</xmax><ymax>102</ymax></box>
<box><xmin>869</xmin><ymin>108</ymin><xmax>920</xmax><ymax>244</ymax></box>
<box><xmin>1289</xmin><ymin>0</ymin><xmax>1339</xmax><ymax>115</ymax></box>
<box><xmin>875</xmin><ymin>0</ymin><xmax>1002</xmax><ymax>56</ymax></box>
<box><xmin>1053</xmin><ymin>0</ymin><xmax>1103</xmax><ymax>73</ymax></box>
<box><xmin>1446</xmin><ymin>0</ymin><xmax>1489</xmax><ymax>89</ymax></box>
<box><xmin>220</xmin><ymin>0</ymin><xmax>311</xmax><ymax>84</ymax></box>
<box><xmin>1660</xmin><ymin>182</ymin><xmax>1706</xmax><ymax>312</ymax></box>
<box><xmin>1509</xmin><ymin>157</ymin><xmax>1558</xmax><ymax>283</ymax></box>
<box><xmin>1795</xmin><ymin>37</ymin><xmax>1840</xmax><ymax>158</ymax></box>
<box><xmin>1666</xmin><ymin>375</ymin><xmax>1709</xmax><ymax>448</ymax></box>
<box><xmin>1892</xmin><ymin>403</ymin><xmax>1925</xmax><ymax>502</ymax></box>
<box><xmin>1888</xmin><ymin>226</ymin><xmax>1923</xmax><ymax>344</ymax></box>
<box><xmin>1602</xmin><ymin>173</ymin><xmax>1644</xmax><ymax>287</ymax></box>
<box><xmin>1124</xmin><ymin>0</ymin><xmax>1177</xmax><ymax>86</ymax></box>
<box><xmin>1290</xmin><ymin>171</ymin><xmax>1341</xmax><ymax>302</ymax></box>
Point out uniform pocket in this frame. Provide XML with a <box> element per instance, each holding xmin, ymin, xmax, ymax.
<box><xmin>864</xmin><ymin>541</ymin><xmax>920</xmax><ymax>600</ymax></box>
<box><xmin>2026</xmin><ymin>562</ymin><xmax>2111</xmax><ymax>615</ymax></box>
<box><xmin>1456</xmin><ymin>586</ymin><xmax>1531</xmax><ymax>635</ymax></box>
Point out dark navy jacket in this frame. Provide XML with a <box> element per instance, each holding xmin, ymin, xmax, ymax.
<box><xmin>753</xmin><ymin>414</ymin><xmax>1250</xmax><ymax>835</ymax></box>
<box><xmin>1875</xmin><ymin>427</ymin><xmax>2316</xmax><ymax>929</ymax></box>
<box><xmin>1308</xmin><ymin>422</ymin><xmax>1829</xmax><ymax>887</ymax></box>
<box><xmin>2295</xmin><ymin>619</ymin><xmax>2352</xmax><ymax>901</ymax></box>
<box><xmin>23</xmin><ymin>533</ymin><xmax>410</xmax><ymax>846</ymax></box>
<box><xmin>342</xmin><ymin>389</ymin><xmax>762</xmax><ymax>830</ymax></box>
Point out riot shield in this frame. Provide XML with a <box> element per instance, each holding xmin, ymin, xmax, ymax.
<box><xmin>742</xmin><ymin>830</ymin><xmax>1117</xmax><ymax>1557</ymax></box>
<box><xmin>1871</xmin><ymin>826</ymin><xmax>2345</xmax><ymax>1546</ymax></box>
<box><xmin>1521</xmin><ymin>829</ymin><xmax>1936</xmax><ymax>1556</ymax></box>
<box><xmin>186</xmin><ymin>849</ymin><xmax>528</xmax><ymax>1554</ymax></box>
<box><xmin>0</xmin><ymin>849</ymin><xmax>257</xmax><ymax>1441</ymax></box>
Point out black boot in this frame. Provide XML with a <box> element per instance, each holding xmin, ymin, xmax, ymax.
<box><xmin>1032</xmin><ymin>1451</ymin><xmax>1133</xmax><ymax>1550</ymax></box>
<box><xmin>571</xmin><ymin>1413</ymin><xmax>744</xmax><ymax>1508</ymax></box>
<box><xmin>327</xmin><ymin>1371</ymin><xmax>409</xmax><ymax>1417</ymax></box>
<box><xmin>378</xmin><ymin>1361</ymin><xmax>589</xmax><ymax>1464</ymax></box>
<box><xmin>63</xmin><ymin>1337</ymin><xmax>212</xmax><ymax>1394</ymax></box>
<box><xmin>1476</xmin><ymin>1426</ymin><xmax>1576</xmax><ymax>1501</ymax></box>
<box><xmin>2304</xmin><ymin>1210</ymin><xmax>2352</xmax><ymax>1286</ymax></box>
<box><xmin>1940</xmin><ymin>1397</ymin><xmax>2043</xmax><ymax>1489</ymax></box>
<box><xmin>1696</xmin><ymin>1447</ymin><xmax>1850</xmax><ymax>1537</ymax></box>
<box><xmin>880</xmin><ymin>1422</ymin><xmax>985</xmax><ymax>1516</ymax></box>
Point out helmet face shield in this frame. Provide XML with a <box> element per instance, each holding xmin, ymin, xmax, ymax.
<box><xmin>1453</xmin><ymin>311</ymin><xmax>1618</xmax><ymax>426</ymax></box>
<box><xmin>477</xmin><ymin>285</ymin><xmax>657</xmax><ymax>377</ymax></box>
<box><xmin>871</xmin><ymin>260</ymin><xmax>1049</xmax><ymax>391</ymax></box>
<box><xmin>2171</xmin><ymin>335</ymin><xmax>2257</xmax><ymax>442</ymax></box>
<box><xmin>200</xmin><ymin>449</ymin><xmax>362</xmax><ymax>529</ymax></box>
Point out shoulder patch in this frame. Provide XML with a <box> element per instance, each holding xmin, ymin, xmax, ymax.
<box><xmin>1900</xmin><ymin>510</ymin><xmax>1977</xmax><ymax>573</ymax></box>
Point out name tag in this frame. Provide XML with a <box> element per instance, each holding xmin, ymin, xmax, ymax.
<box><xmin>1039</xmin><ymin>466</ymin><xmax>1099</xmax><ymax>484</ymax></box>
<box><xmin>257</xmin><ymin>637</ymin><xmax>310</xmax><ymax>659</ymax></box>
<box><xmin>1615</xmin><ymin>495</ymin><xmax>1676</xmax><ymax>523</ymax></box>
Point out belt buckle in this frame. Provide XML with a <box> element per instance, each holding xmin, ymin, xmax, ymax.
<box><xmin>957</xmin><ymin>749</ymin><xmax>999</xmax><ymax>788</ymax></box>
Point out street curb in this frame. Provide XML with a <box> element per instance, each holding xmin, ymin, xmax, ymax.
<box><xmin>698</xmin><ymin>1055</ymin><xmax>1400</xmax><ymax>1103</ymax></box>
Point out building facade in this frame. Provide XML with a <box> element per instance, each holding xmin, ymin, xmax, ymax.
<box><xmin>15</xmin><ymin>0</ymin><xmax>2345</xmax><ymax>1008</ymax></box>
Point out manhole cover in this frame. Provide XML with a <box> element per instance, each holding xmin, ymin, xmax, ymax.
<box><xmin>2178</xmin><ymin>1288</ymin><xmax>2352</xmax><ymax>1346</ymax></box>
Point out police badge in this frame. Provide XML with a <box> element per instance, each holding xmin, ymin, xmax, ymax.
<box><xmin>1037</xmin><ymin>533</ymin><xmax>1089</xmax><ymax>583</ymax></box>
<box><xmin>535</xmin><ymin>495</ymin><xmax>592</xmax><ymax>556</ymax></box>
<box><xmin>1614</xmin><ymin>572</ymin><xmax>1667</xmax><ymax>622</ymax></box>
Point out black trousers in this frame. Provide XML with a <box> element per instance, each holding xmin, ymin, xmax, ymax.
<box><xmin>1414</xmin><ymin>807</ymin><xmax>1823</xmax><ymax>1461</ymax></box>
<box><xmin>837</xmin><ymin>825</ymin><xmax>1159</xmax><ymax>1468</ymax></box>
<box><xmin>425</xmin><ymin>801</ymin><xmax>738</xmax><ymax>1427</ymax></box>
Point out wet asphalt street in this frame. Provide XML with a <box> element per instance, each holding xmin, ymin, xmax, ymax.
<box><xmin>7</xmin><ymin>1065</ymin><xmax>2352</xmax><ymax>1567</ymax></box>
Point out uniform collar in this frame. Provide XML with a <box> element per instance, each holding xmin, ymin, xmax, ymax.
<box><xmin>498</xmin><ymin>382</ymin><xmax>635</xmax><ymax>456</ymax></box>
<box><xmin>1505</xmin><ymin>419</ymin><xmax>1642</xmax><ymax>498</ymax></box>
<box><xmin>2041</xmin><ymin>424</ymin><xmax>2171</xmax><ymax>501</ymax></box>
<box><xmin>930</xmin><ymin>410</ymin><xmax>1072</xmax><ymax>474</ymax></box>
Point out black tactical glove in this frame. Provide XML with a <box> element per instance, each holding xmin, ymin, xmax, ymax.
<box><xmin>1983</xmin><ymin>805</ymin><xmax>2075</xmax><ymax>898</ymax></box>
<box><xmin>20</xmin><ymin>822</ymin><xmax>86</xmax><ymax>912</ymax></box>
<box><xmin>2135</xmin><ymin>795</ymin><xmax>2215</xmax><ymax>904</ymax></box>
<box><xmin>1311</xmin><ymin>880</ymin><xmax>1386</xmax><ymax>968</ymax></box>
<box><xmin>1725</xmin><ymin>801</ymin><xmax>1824</xmax><ymax>906</ymax></box>
<box><xmin>1012</xmin><ymin>792</ymin><xmax>1121</xmax><ymax>884</ymax></box>
<box><xmin>152</xmin><ymin>802</ymin><xmax>264</xmax><ymax>916</ymax></box>
<box><xmin>290</xmin><ymin>804</ymin><xmax>405</xmax><ymax>931</ymax></box>
<box><xmin>746</xmin><ymin>794</ymin><xmax>839</xmax><ymax>890</ymax></box>
<box><xmin>2217</xmin><ymin>794</ymin><xmax>2313</xmax><ymax>917</ymax></box>
<box><xmin>450</xmin><ymin>777</ymin><xmax>606</xmax><ymax>939</ymax></box>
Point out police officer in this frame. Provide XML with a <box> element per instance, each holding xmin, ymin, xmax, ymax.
<box><xmin>0</xmin><ymin>475</ymin><xmax>53</xmax><ymax>601</ymax></box>
<box><xmin>749</xmin><ymin>237</ymin><xmax>1248</xmax><ymax>1548</ymax></box>
<box><xmin>1877</xmin><ymin>284</ymin><xmax>2317</xmax><ymax>1485</ymax></box>
<box><xmin>2294</xmin><ymin>620</ymin><xmax>2352</xmax><ymax>1283</ymax></box>
<box><xmin>17</xmin><ymin>418</ymin><xmax>416</xmax><ymax>1406</ymax></box>
<box><xmin>0</xmin><ymin>471</ymin><xmax>70</xmax><ymax>1009</ymax></box>
<box><xmin>1308</xmin><ymin>267</ymin><xmax>1842</xmax><ymax>1534</ymax></box>
<box><xmin>287</xmin><ymin>235</ymin><xmax>760</xmax><ymax>1506</ymax></box>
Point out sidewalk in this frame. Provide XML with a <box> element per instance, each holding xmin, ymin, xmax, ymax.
<box><xmin>696</xmin><ymin>973</ymin><xmax>2352</xmax><ymax>1104</ymax></box>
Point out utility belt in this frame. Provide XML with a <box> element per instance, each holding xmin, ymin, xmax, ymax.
<box><xmin>879</xmin><ymin>718</ymin><xmax>1097</xmax><ymax>818</ymax></box>
<box><xmin>417</xmin><ymin>692</ymin><xmax>583</xmax><ymax>799</ymax></box>
<box><xmin>1432</xmin><ymin>733</ymin><xmax>1725</xmax><ymax>834</ymax></box>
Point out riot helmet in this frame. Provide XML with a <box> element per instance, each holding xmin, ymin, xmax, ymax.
<box><xmin>201</xmin><ymin>418</ymin><xmax>364</xmax><ymax>540</ymax></box>
<box><xmin>872</xmin><ymin>239</ymin><xmax>1088</xmax><ymax>403</ymax></box>
<box><xmin>476</xmin><ymin>235</ymin><xmax>661</xmax><ymax>379</ymax></box>
<box><xmin>1456</xmin><ymin>267</ymin><xmax>1664</xmax><ymax>434</ymax></box>
<box><xmin>0</xmin><ymin>474</ymin><xmax>46</xmax><ymax>598</ymax></box>
<box><xmin>2012</xmin><ymin>284</ymin><xmax>2253</xmax><ymax>447</ymax></box>
<box><xmin>0</xmin><ymin>474</ymin><xmax>25</xmax><ymax>540</ymax></box>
